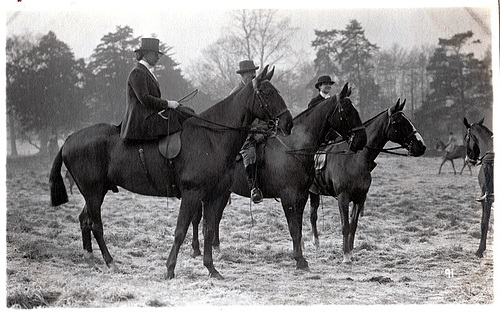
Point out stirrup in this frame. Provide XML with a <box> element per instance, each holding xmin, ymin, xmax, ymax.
<box><xmin>251</xmin><ymin>188</ymin><xmax>263</xmax><ymax>204</ymax></box>
<box><xmin>476</xmin><ymin>193</ymin><xmax>488</xmax><ymax>202</ymax></box>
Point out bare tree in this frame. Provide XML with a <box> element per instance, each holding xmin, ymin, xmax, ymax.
<box><xmin>188</xmin><ymin>9</ymin><xmax>299</xmax><ymax>101</ymax></box>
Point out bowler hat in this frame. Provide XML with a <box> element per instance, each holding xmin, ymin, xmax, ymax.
<box><xmin>236</xmin><ymin>60</ymin><xmax>259</xmax><ymax>74</ymax></box>
<box><xmin>134</xmin><ymin>38</ymin><xmax>164</xmax><ymax>55</ymax></box>
<box><xmin>315</xmin><ymin>75</ymin><xmax>335</xmax><ymax>89</ymax></box>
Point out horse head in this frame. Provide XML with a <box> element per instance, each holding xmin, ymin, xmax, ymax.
<box><xmin>251</xmin><ymin>65</ymin><xmax>293</xmax><ymax>136</ymax></box>
<box><xmin>463</xmin><ymin>117</ymin><xmax>493</xmax><ymax>165</ymax></box>
<box><xmin>327</xmin><ymin>82</ymin><xmax>367</xmax><ymax>153</ymax></box>
<box><xmin>386</xmin><ymin>99</ymin><xmax>426</xmax><ymax>156</ymax></box>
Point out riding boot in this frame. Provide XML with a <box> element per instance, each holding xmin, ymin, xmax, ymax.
<box><xmin>246</xmin><ymin>164</ymin><xmax>263</xmax><ymax>204</ymax></box>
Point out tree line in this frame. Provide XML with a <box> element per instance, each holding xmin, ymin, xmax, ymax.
<box><xmin>6</xmin><ymin>9</ymin><xmax>492</xmax><ymax>156</ymax></box>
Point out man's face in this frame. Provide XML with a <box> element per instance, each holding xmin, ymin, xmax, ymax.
<box><xmin>144</xmin><ymin>51</ymin><xmax>161</xmax><ymax>66</ymax></box>
<box><xmin>241</xmin><ymin>71</ymin><xmax>256</xmax><ymax>84</ymax></box>
<box><xmin>319</xmin><ymin>83</ymin><xmax>333</xmax><ymax>94</ymax></box>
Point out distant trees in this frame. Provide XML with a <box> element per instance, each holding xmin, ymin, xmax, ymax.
<box><xmin>5</xmin><ymin>14</ymin><xmax>493</xmax><ymax>157</ymax></box>
<box><xmin>188</xmin><ymin>9</ymin><xmax>306</xmax><ymax>113</ymax></box>
<box><xmin>86</xmin><ymin>26</ymin><xmax>140</xmax><ymax>124</ymax></box>
<box><xmin>6</xmin><ymin>31</ymin><xmax>87</xmax><ymax>154</ymax></box>
<box><xmin>415</xmin><ymin>31</ymin><xmax>492</xmax><ymax>141</ymax></box>
<box><xmin>312</xmin><ymin>20</ymin><xmax>380</xmax><ymax>119</ymax></box>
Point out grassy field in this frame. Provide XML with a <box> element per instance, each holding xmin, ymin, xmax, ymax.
<box><xmin>4</xmin><ymin>154</ymin><xmax>494</xmax><ymax>308</ymax></box>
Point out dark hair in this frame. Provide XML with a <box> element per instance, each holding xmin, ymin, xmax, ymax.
<box><xmin>135</xmin><ymin>51</ymin><xmax>145</xmax><ymax>61</ymax></box>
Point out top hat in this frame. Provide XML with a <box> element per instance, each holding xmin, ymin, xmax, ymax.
<box><xmin>134</xmin><ymin>38</ymin><xmax>164</xmax><ymax>55</ymax></box>
<box><xmin>315</xmin><ymin>75</ymin><xmax>335</xmax><ymax>89</ymax></box>
<box><xmin>236</xmin><ymin>60</ymin><xmax>259</xmax><ymax>74</ymax></box>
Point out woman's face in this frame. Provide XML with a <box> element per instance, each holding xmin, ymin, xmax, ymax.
<box><xmin>319</xmin><ymin>83</ymin><xmax>333</xmax><ymax>94</ymax></box>
<box><xmin>144</xmin><ymin>51</ymin><xmax>161</xmax><ymax>66</ymax></box>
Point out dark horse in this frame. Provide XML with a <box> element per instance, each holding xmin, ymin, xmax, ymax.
<box><xmin>309</xmin><ymin>99</ymin><xmax>426</xmax><ymax>263</ymax></box>
<box><xmin>463</xmin><ymin>117</ymin><xmax>494</xmax><ymax>258</ymax></box>
<box><xmin>49</xmin><ymin>66</ymin><xmax>294</xmax><ymax>279</ymax></box>
<box><xmin>190</xmin><ymin>83</ymin><xmax>367</xmax><ymax>270</ymax></box>
<box><xmin>435</xmin><ymin>139</ymin><xmax>472</xmax><ymax>175</ymax></box>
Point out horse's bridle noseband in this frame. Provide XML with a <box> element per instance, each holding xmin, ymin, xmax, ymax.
<box><xmin>254</xmin><ymin>83</ymin><xmax>291</xmax><ymax>135</ymax></box>
<box><xmin>330</xmin><ymin>97</ymin><xmax>365</xmax><ymax>152</ymax></box>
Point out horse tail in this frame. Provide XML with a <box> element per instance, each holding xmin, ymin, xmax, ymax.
<box><xmin>49</xmin><ymin>148</ymin><xmax>69</xmax><ymax>206</ymax></box>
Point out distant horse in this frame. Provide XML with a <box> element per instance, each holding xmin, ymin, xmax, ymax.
<box><xmin>463</xmin><ymin>117</ymin><xmax>494</xmax><ymax>258</ymax></box>
<box><xmin>49</xmin><ymin>66</ymin><xmax>294</xmax><ymax>279</ymax></box>
<box><xmin>309</xmin><ymin>99</ymin><xmax>426</xmax><ymax>263</ymax></box>
<box><xmin>190</xmin><ymin>83</ymin><xmax>367</xmax><ymax>270</ymax></box>
<box><xmin>435</xmin><ymin>139</ymin><xmax>472</xmax><ymax>175</ymax></box>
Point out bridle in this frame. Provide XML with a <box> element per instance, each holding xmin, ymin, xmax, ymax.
<box><xmin>464</xmin><ymin>127</ymin><xmax>493</xmax><ymax>165</ymax></box>
<box><xmin>253</xmin><ymin>82</ymin><xmax>291</xmax><ymax>136</ymax></box>
<box><xmin>164</xmin><ymin>83</ymin><xmax>290</xmax><ymax>135</ymax></box>
<box><xmin>328</xmin><ymin>96</ymin><xmax>365</xmax><ymax>153</ymax></box>
<box><xmin>366</xmin><ymin>110</ymin><xmax>417</xmax><ymax>156</ymax></box>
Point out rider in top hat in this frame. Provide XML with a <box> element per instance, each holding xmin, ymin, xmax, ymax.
<box><xmin>307</xmin><ymin>75</ymin><xmax>335</xmax><ymax>109</ymax></box>
<box><xmin>230</xmin><ymin>60</ymin><xmax>264</xmax><ymax>203</ymax></box>
<box><xmin>121</xmin><ymin>38</ymin><xmax>192</xmax><ymax>140</ymax></box>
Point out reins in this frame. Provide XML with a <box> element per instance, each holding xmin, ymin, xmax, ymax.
<box><xmin>163</xmin><ymin>87</ymin><xmax>286</xmax><ymax>135</ymax></box>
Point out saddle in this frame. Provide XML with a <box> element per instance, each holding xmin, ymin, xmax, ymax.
<box><xmin>158</xmin><ymin>131</ymin><xmax>182</xmax><ymax>159</ymax></box>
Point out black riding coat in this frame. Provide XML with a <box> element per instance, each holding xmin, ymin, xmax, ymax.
<box><xmin>120</xmin><ymin>63</ymin><xmax>182</xmax><ymax>140</ymax></box>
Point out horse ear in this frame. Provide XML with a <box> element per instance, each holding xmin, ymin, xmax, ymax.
<box><xmin>400</xmin><ymin>99</ymin><xmax>406</xmax><ymax>110</ymax></box>
<box><xmin>478</xmin><ymin>117</ymin><xmax>485</xmax><ymax>125</ymax></box>
<box><xmin>463</xmin><ymin>117</ymin><xmax>471</xmax><ymax>129</ymax></box>
<box><xmin>340</xmin><ymin>82</ymin><xmax>349</xmax><ymax>99</ymax></box>
<box><xmin>347</xmin><ymin>87</ymin><xmax>352</xmax><ymax>97</ymax></box>
<box><xmin>264</xmin><ymin>66</ymin><xmax>275</xmax><ymax>81</ymax></box>
<box><xmin>257</xmin><ymin>65</ymin><xmax>269</xmax><ymax>81</ymax></box>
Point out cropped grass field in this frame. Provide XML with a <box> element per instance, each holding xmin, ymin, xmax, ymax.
<box><xmin>5</xmin><ymin>154</ymin><xmax>494</xmax><ymax>307</ymax></box>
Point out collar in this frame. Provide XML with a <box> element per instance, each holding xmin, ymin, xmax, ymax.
<box><xmin>320</xmin><ymin>92</ymin><xmax>331</xmax><ymax>99</ymax></box>
<box><xmin>139</xmin><ymin>60</ymin><xmax>157</xmax><ymax>80</ymax></box>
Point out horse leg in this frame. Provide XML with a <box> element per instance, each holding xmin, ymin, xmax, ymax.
<box><xmin>84</xmin><ymin>191</ymin><xmax>116</xmax><ymax>271</ymax></box>
<box><xmin>282</xmin><ymin>195</ymin><xmax>309</xmax><ymax>270</ymax></box>
<box><xmin>191</xmin><ymin>202</ymin><xmax>202</xmax><ymax>258</ymax></box>
<box><xmin>460</xmin><ymin>160</ymin><xmax>467</xmax><ymax>175</ymax></box>
<box><xmin>348</xmin><ymin>201</ymin><xmax>365</xmax><ymax>255</ymax></box>
<box><xmin>438</xmin><ymin>159</ymin><xmax>446</xmax><ymax>174</ymax></box>
<box><xmin>79</xmin><ymin>204</ymin><xmax>95</xmax><ymax>268</ymax></box>
<box><xmin>202</xmin><ymin>195</ymin><xmax>227</xmax><ymax>280</ymax></box>
<box><xmin>166</xmin><ymin>196</ymin><xmax>199</xmax><ymax>279</ymax></box>
<box><xmin>476</xmin><ymin>200</ymin><xmax>492</xmax><ymax>258</ymax></box>
<box><xmin>309</xmin><ymin>192</ymin><xmax>320</xmax><ymax>249</ymax></box>
<box><xmin>212</xmin><ymin>190</ymin><xmax>231</xmax><ymax>250</ymax></box>
<box><xmin>450</xmin><ymin>160</ymin><xmax>456</xmax><ymax>175</ymax></box>
<box><xmin>338</xmin><ymin>194</ymin><xmax>352</xmax><ymax>264</ymax></box>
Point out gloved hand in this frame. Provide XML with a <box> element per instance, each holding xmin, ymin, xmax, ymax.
<box><xmin>167</xmin><ymin>100</ymin><xmax>180</xmax><ymax>109</ymax></box>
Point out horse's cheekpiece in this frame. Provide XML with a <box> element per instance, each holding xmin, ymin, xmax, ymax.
<box><xmin>159</xmin><ymin>131</ymin><xmax>181</xmax><ymax>159</ymax></box>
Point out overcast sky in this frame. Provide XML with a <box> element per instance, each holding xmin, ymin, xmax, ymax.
<box><xmin>4</xmin><ymin>0</ymin><xmax>496</xmax><ymax>74</ymax></box>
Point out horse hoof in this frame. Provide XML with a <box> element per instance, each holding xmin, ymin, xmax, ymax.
<box><xmin>209</xmin><ymin>271</ymin><xmax>224</xmax><ymax>280</ymax></box>
<box><xmin>166</xmin><ymin>270</ymin><xmax>175</xmax><ymax>279</ymax></box>
<box><xmin>296</xmin><ymin>258</ymin><xmax>309</xmax><ymax>270</ymax></box>
<box><xmin>475</xmin><ymin>250</ymin><xmax>484</xmax><ymax>258</ymax></box>
<box><xmin>107</xmin><ymin>262</ymin><xmax>119</xmax><ymax>273</ymax></box>
<box><xmin>342</xmin><ymin>254</ymin><xmax>353</xmax><ymax>264</ymax></box>
<box><xmin>191</xmin><ymin>250</ymin><xmax>202</xmax><ymax>258</ymax></box>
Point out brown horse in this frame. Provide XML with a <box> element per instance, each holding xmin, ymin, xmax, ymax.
<box><xmin>435</xmin><ymin>139</ymin><xmax>472</xmax><ymax>175</ymax></box>
<box><xmin>49</xmin><ymin>66</ymin><xmax>293</xmax><ymax>279</ymax></box>
<box><xmin>190</xmin><ymin>83</ymin><xmax>367</xmax><ymax>270</ymax></box>
<box><xmin>463</xmin><ymin>117</ymin><xmax>494</xmax><ymax>258</ymax></box>
<box><xmin>309</xmin><ymin>99</ymin><xmax>426</xmax><ymax>263</ymax></box>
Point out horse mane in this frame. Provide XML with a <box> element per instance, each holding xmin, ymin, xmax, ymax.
<box><xmin>362</xmin><ymin>109</ymin><xmax>387</xmax><ymax>127</ymax></box>
<box><xmin>199</xmin><ymin>91</ymin><xmax>239</xmax><ymax>118</ymax></box>
<box><xmin>294</xmin><ymin>95</ymin><xmax>337</xmax><ymax>121</ymax></box>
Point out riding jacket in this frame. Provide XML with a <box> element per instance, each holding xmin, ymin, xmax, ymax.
<box><xmin>120</xmin><ymin>63</ymin><xmax>182</xmax><ymax>140</ymax></box>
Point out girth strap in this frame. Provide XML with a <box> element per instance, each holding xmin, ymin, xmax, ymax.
<box><xmin>138</xmin><ymin>147</ymin><xmax>162</xmax><ymax>192</ymax></box>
